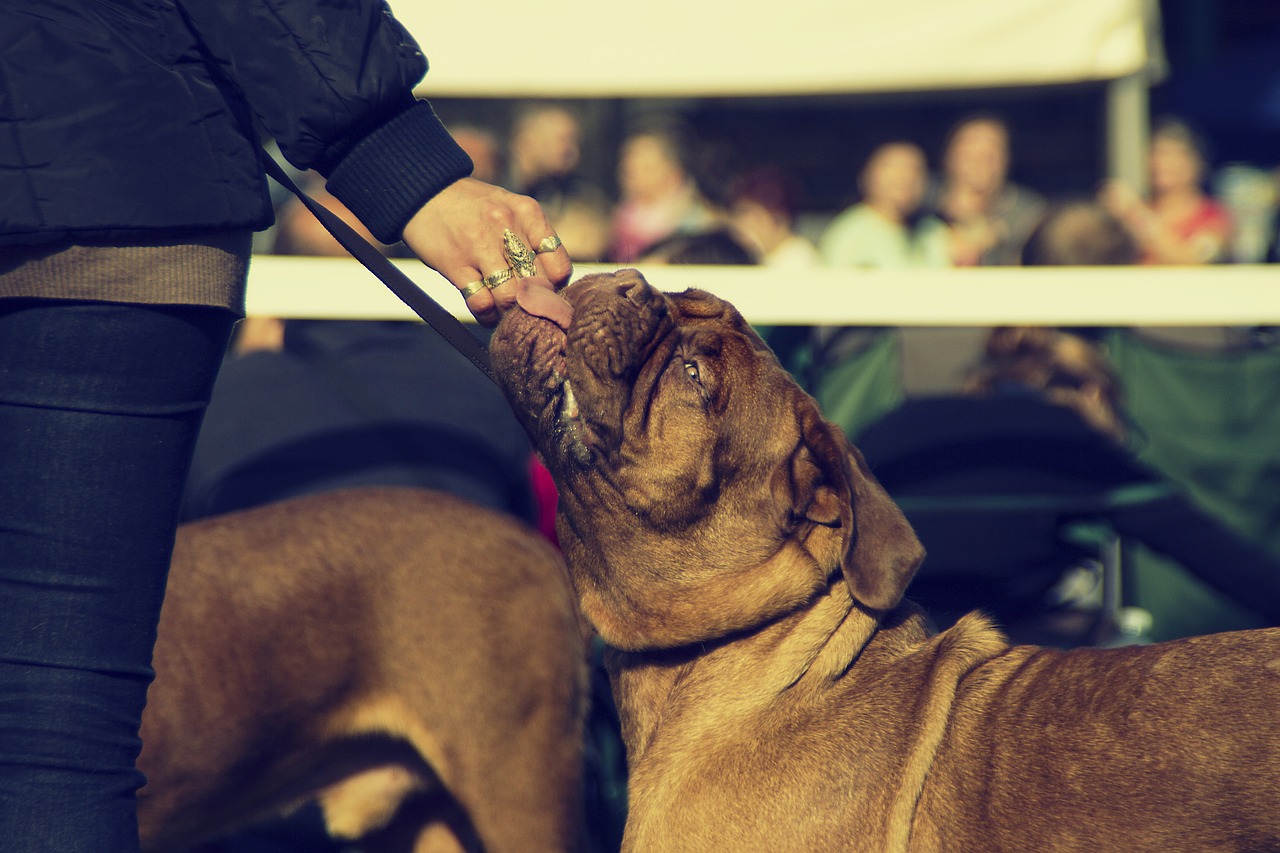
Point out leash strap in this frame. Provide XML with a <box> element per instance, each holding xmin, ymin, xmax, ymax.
<box><xmin>261</xmin><ymin>153</ymin><xmax>500</xmax><ymax>386</ymax></box>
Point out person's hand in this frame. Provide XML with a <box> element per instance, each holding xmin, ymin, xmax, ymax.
<box><xmin>401</xmin><ymin>178</ymin><xmax>573</xmax><ymax>326</ymax></box>
<box><xmin>1098</xmin><ymin>179</ymin><xmax>1155</xmax><ymax>245</ymax></box>
<box><xmin>1098</xmin><ymin>179</ymin><xmax>1145</xmax><ymax>221</ymax></box>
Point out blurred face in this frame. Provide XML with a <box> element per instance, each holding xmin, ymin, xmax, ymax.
<box><xmin>514</xmin><ymin>108</ymin><xmax>581</xmax><ymax>180</ymax></box>
<box><xmin>945</xmin><ymin>119</ymin><xmax>1009</xmax><ymax>195</ymax></box>
<box><xmin>861</xmin><ymin>144</ymin><xmax>927</xmax><ymax>219</ymax></box>
<box><xmin>618</xmin><ymin>134</ymin><xmax>686</xmax><ymax>203</ymax></box>
<box><xmin>452</xmin><ymin>128</ymin><xmax>502</xmax><ymax>184</ymax></box>
<box><xmin>1149</xmin><ymin>134</ymin><xmax>1203</xmax><ymax>195</ymax></box>
<box><xmin>730</xmin><ymin>198</ymin><xmax>782</xmax><ymax>254</ymax></box>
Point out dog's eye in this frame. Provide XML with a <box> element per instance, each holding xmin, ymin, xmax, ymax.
<box><xmin>684</xmin><ymin>360</ymin><xmax>701</xmax><ymax>384</ymax></box>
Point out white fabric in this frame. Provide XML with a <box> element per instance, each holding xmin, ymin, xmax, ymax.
<box><xmin>396</xmin><ymin>0</ymin><xmax>1154</xmax><ymax>97</ymax></box>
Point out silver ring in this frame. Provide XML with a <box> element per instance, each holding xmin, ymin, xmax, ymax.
<box><xmin>535</xmin><ymin>235</ymin><xmax>563</xmax><ymax>254</ymax></box>
<box><xmin>482</xmin><ymin>267</ymin><xmax>514</xmax><ymax>288</ymax></box>
<box><xmin>503</xmin><ymin>229</ymin><xmax>539</xmax><ymax>278</ymax></box>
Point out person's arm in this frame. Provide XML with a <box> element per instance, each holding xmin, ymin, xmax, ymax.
<box><xmin>176</xmin><ymin>0</ymin><xmax>570</xmax><ymax>321</ymax></box>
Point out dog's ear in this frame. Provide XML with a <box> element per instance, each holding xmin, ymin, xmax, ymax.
<box><xmin>790</xmin><ymin>402</ymin><xmax>923</xmax><ymax>611</ymax></box>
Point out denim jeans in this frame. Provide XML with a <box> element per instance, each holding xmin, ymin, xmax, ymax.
<box><xmin>0</xmin><ymin>299</ymin><xmax>236</xmax><ymax>852</ymax></box>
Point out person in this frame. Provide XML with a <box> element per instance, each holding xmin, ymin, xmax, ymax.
<box><xmin>818</xmin><ymin>141</ymin><xmax>951</xmax><ymax>269</ymax></box>
<box><xmin>506</xmin><ymin>102</ymin><xmax>587</xmax><ymax>201</ymax></box>
<box><xmin>855</xmin><ymin>326</ymin><xmax>1280</xmax><ymax>641</ymax></box>
<box><xmin>609</xmin><ymin>122</ymin><xmax>719</xmax><ymax>263</ymax></box>
<box><xmin>929</xmin><ymin>114</ymin><xmax>1046</xmax><ymax>267</ymax></box>
<box><xmin>1019</xmin><ymin>199</ymin><xmax>1141</xmax><ymax>267</ymax></box>
<box><xmin>637</xmin><ymin>227</ymin><xmax>758</xmax><ymax>267</ymax></box>
<box><xmin>1099</xmin><ymin>117</ymin><xmax>1233</xmax><ymax>265</ymax></box>
<box><xmin>0</xmin><ymin>3</ymin><xmax>572</xmax><ymax>852</ymax></box>
<box><xmin>809</xmin><ymin>142</ymin><xmax>951</xmax><ymax>436</ymax></box>
<box><xmin>728</xmin><ymin>166</ymin><xmax>822</xmax><ymax>267</ymax></box>
<box><xmin>505</xmin><ymin>102</ymin><xmax>611</xmax><ymax>262</ymax></box>
<box><xmin>448</xmin><ymin>123</ymin><xmax>506</xmax><ymax>185</ymax></box>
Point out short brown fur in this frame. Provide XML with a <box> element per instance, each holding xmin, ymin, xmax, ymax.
<box><xmin>490</xmin><ymin>270</ymin><xmax>1280</xmax><ymax>852</ymax></box>
<box><xmin>136</xmin><ymin>488</ymin><xmax>587</xmax><ymax>852</ymax></box>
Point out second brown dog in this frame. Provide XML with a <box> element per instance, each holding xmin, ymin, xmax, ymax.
<box><xmin>136</xmin><ymin>487</ymin><xmax>586</xmax><ymax>852</ymax></box>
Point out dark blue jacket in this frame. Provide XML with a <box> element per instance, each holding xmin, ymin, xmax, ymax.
<box><xmin>0</xmin><ymin>0</ymin><xmax>472</xmax><ymax>245</ymax></box>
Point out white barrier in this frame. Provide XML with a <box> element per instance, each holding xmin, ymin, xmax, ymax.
<box><xmin>244</xmin><ymin>257</ymin><xmax>1280</xmax><ymax>327</ymax></box>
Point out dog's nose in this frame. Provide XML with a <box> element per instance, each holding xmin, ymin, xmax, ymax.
<box><xmin>613</xmin><ymin>271</ymin><xmax>654</xmax><ymax>306</ymax></box>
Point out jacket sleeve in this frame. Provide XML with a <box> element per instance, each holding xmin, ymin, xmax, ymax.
<box><xmin>175</xmin><ymin>0</ymin><xmax>473</xmax><ymax>242</ymax></box>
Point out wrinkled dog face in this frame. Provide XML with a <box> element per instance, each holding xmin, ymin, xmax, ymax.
<box><xmin>490</xmin><ymin>270</ymin><xmax>921</xmax><ymax>650</ymax></box>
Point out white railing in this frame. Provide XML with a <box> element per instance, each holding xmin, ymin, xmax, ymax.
<box><xmin>245</xmin><ymin>257</ymin><xmax>1280</xmax><ymax>327</ymax></box>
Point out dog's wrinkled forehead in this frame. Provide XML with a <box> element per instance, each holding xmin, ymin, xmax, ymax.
<box><xmin>669</xmin><ymin>287</ymin><xmax>761</xmax><ymax>337</ymax></box>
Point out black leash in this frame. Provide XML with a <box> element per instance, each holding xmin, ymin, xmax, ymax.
<box><xmin>261</xmin><ymin>154</ymin><xmax>500</xmax><ymax>386</ymax></box>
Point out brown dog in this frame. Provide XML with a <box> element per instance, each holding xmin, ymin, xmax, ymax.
<box><xmin>490</xmin><ymin>269</ymin><xmax>1280</xmax><ymax>852</ymax></box>
<box><xmin>135</xmin><ymin>487</ymin><xmax>586</xmax><ymax>852</ymax></box>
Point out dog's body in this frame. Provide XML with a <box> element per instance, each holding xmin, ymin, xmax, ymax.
<box><xmin>491</xmin><ymin>270</ymin><xmax>1280</xmax><ymax>852</ymax></box>
<box><xmin>136</xmin><ymin>487</ymin><xmax>586</xmax><ymax>852</ymax></box>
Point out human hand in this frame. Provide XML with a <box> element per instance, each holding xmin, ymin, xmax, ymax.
<box><xmin>1098</xmin><ymin>179</ymin><xmax>1144</xmax><ymax>219</ymax></box>
<box><xmin>1098</xmin><ymin>179</ymin><xmax>1154</xmax><ymax>243</ymax></box>
<box><xmin>401</xmin><ymin>178</ymin><xmax>573</xmax><ymax>326</ymax></box>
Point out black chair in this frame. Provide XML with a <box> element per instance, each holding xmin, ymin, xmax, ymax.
<box><xmin>856</xmin><ymin>395</ymin><xmax>1173</xmax><ymax>646</ymax></box>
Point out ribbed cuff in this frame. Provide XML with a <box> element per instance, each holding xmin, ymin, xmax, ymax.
<box><xmin>325</xmin><ymin>101</ymin><xmax>474</xmax><ymax>244</ymax></box>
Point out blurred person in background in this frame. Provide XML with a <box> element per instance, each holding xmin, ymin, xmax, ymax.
<box><xmin>636</xmin><ymin>226</ymin><xmax>758</xmax><ymax>267</ymax></box>
<box><xmin>506</xmin><ymin>102</ymin><xmax>610</xmax><ymax>261</ymax></box>
<box><xmin>819</xmin><ymin>140</ymin><xmax>951</xmax><ymax>269</ymax></box>
<box><xmin>728</xmin><ymin>166</ymin><xmax>821</xmax><ymax>267</ymax></box>
<box><xmin>857</xmin><ymin>324</ymin><xmax>1280</xmax><ymax>641</ymax></box>
<box><xmin>1020</xmin><ymin>199</ymin><xmax>1141</xmax><ymax>268</ymax></box>
<box><xmin>0</xmin><ymin>3</ymin><xmax>571</xmax><ymax>851</ymax></box>
<box><xmin>448</xmin><ymin>123</ymin><xmax>505</xmax><ymax>184</ymax></box>
<box><xmin>610</xmin><ymin>121</ymin><xmax>719</xmax><ymax>263</ymax></box>
<box><xmin>1099</xmin><ymin>117</ymin><xmax>1233</xmax><ymax>265</ymax></box>
<box><xmin>930</xmin><ymin>113</ymin><xmax>1046</xmax><ymax>267</ymax></box>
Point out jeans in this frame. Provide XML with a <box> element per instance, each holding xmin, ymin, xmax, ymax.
<box><xmin>0</xmin><ymin>299</ymin><xmax>236</xmax><ymax>852</ymax></box>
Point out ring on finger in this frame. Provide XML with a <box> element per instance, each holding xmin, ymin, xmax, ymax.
<box><xmin>535</xmin><ymin>235</ymin><xmax>563</xmax><ymax>255</ymax></box>
<box><xmin>459</xmin><ymin>280</ymin><xmax>486</xmax><ymax>299</ymax></box>
<box><xmin>502</xmin><ymin>229</ymin><xmax>539</xmax><ymax>278</ymax></box>
<box><xmin>483</xmin><ymin>267</ymin><xmax>514</xmax><ymax>288</ymax></box>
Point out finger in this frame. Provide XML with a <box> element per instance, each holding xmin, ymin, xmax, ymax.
<box><xmin>537</xmin><ymin>245</ymin><xmax>573</xmax><ymax>289</ymax></box>
<box><xmin>446</xmin><ymin>265</ymin><xmax>501</xmax><ymax>327</ymax></box>
<box><xmin>510</xmin><ymin>201</ymin><xmax>573</xmax><ymax>289</ymax></box>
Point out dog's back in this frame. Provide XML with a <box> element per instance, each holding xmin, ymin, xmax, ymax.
<box><xmin>138</xmin><ymin>487</ymin><xmax>586</xmax><ymax>852</ymax></box>
<box><xmin>910</xmin><ymin>619</ymin><xmax>1280</xmax><ymax>852</ymax></box>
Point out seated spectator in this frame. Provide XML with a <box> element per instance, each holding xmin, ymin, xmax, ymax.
<box><xmin>505</xmin><ymin>102</ymin><xmax>610</xmax><ymax>261</ymax></box>
<box><xmin>1212</xmin><ymin>163</ymin><xmax>1278</xmax><ymax>264</ymax></box>
<box><xmin>448</xmin><ymin>122</ymin><xmax>504</xmax><ymax>184</ymax></box>
<box><xmin>1020</xmin><ymin>199</ymin><xmax>1140</xmax><ymax>267</ymax></box>
<box><xmin>610</xmin><ymin>121</ymin><xmax>718</xmax><ymax>263</ymax></box>
<box><xmin>1099</xmin><ymin>117</ymin><xmax>1233</xmax><ymax>265</ymax></box>
<box><xmin>856</xmin><ymin>326</ymin><xmax>1280</xmax><ymax>641</ymax></box>
<box><xmin>637</xmin><ymin>226</ymin><xmax>756</xmax><ymax>266</ymax></box>
<box><xmin>819</xmin><ymin>141</ymin><xmax>951</xmax><ymax>269</ymax></box>
<box><xmin>930</xmin><ymin>113</ymin><xmax>1046</xmax><ymax>266</ymax></box>
<box><xmin>728</xmin><ymin>166</ymin><xmax>821</xmax><ymax>267</ymax></box>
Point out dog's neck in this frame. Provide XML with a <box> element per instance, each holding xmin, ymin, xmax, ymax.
<box><xmin>605</xmin><ymin>580</ymin><xmax>897</xmax><ymax>765</ymax></box>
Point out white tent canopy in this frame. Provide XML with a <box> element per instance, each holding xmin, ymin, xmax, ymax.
<box><xmin>395</xmin><ymin>0</ymin><xmax>1156</xmax><ymax>98</ymax></box>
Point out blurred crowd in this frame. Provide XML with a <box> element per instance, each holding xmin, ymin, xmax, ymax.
<box><xmin>289</xmin><ymin>104</ymin><xmax>1279</xmax><ymax>272</ymax></box>
<box><xmin>235</xmin><ymin>104</ymin><xmax>1280</xmax><ymax>649</ymax></box>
